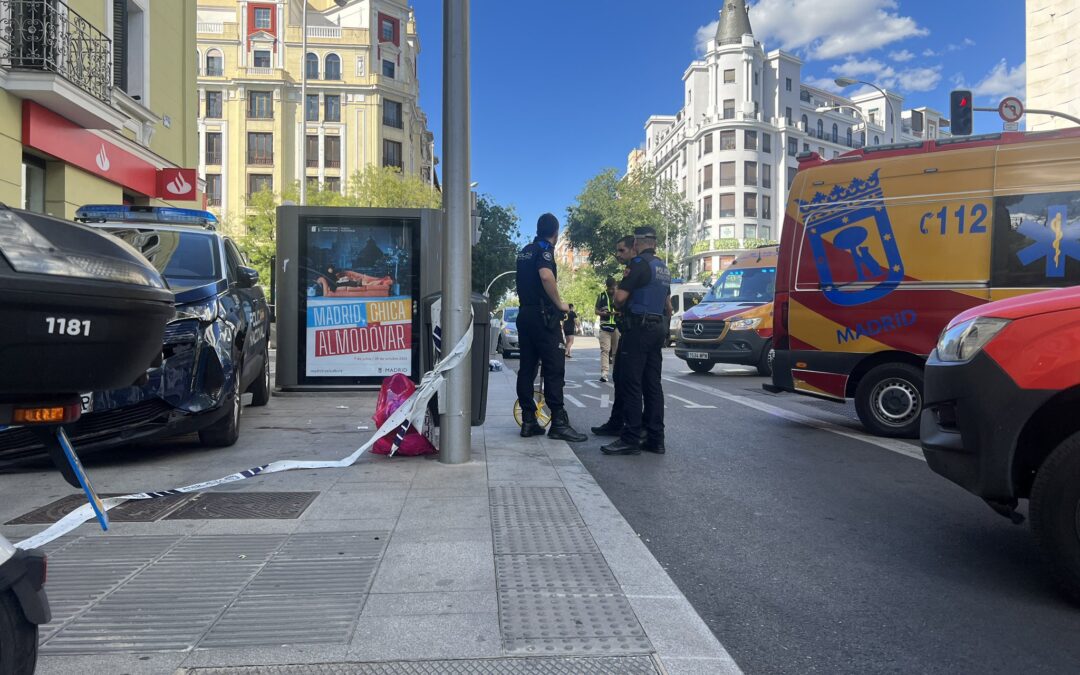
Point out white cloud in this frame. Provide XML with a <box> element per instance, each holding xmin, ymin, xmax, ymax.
<box><xmin>831</xmin><ymin>57</ymin><xmax>896</xmax><ymax>79</ymax></box>
<box><xmin>890</xmin><ymin>49</ymin><xmax>915</xmax><ymax>62</ymax></box>
<box><xmin>971</xmin><ymin>59</ymin><xmax>1026</xmax><ymax>99</ymax></box>
<box><xmin>896</xmin><ymin>66</ymin><xmax>943</xmax><ymax>92</ymax></box>
<box><xmin>695</xmin><ymin>0</ymin><xmax>927</xmax><ymax>59</ymax></box>
<box><xmin>948</xmin><ymin>37</ymin><xmax>976</xmax><ymax>51</ymax></box>
<box><xmin>923</xmin><ymin>48</ymin><xmax>938</xmax><ymax>57</ymax></box>
<box><xmin>802</xmin><ymin>76</ymin><xmax>846</xmax><ymax>93</ymax></box>
<box><xmin>828</xmin><ymin>57</ymin><xmax>942</xmax><ymax>94</ymax></box>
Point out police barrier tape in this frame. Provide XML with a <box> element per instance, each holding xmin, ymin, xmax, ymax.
<box><xmin>15</xmin><ymin>319</ymin><xmax>475</xmax><ymax>551</ymax></box>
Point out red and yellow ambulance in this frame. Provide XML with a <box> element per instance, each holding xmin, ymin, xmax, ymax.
<box><xmin>766</xmin><ymin>128</ymin><xmax>1080</xmax><ymax>438</ymax></box>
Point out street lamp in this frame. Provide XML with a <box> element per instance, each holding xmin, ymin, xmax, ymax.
<box><xmin>834</xmin><ymin>77</ymin><xmax>896</xmax><ymax>144</ymax></box>
<box><xmin>484</xmin><ymin>270</ymin><xmax>515</xmax><ymax>298</ymax></box>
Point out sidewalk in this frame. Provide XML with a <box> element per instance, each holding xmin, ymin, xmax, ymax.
<box><xmin>0</xmin><ymin>367</ymin><xmax>740</xmax><ymax>675</ymax></box>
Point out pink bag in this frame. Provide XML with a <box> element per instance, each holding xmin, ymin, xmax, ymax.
<box><xmin>371</xmin><ymin>373</ymin><xmax>437</xmax><ymax>456</ymax></box>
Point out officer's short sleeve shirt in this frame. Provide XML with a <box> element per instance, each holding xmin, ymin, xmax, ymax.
<box><xmin>619</xmin><ymin>254</ymin><xmax>652</xmax><ymax>295</ymax></box>
<box><xmin>516</xmin><ymin>241</ymin><xmax>557</xmax><ymax>306</ymax></box>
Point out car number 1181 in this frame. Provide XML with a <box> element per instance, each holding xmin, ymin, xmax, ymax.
<box><xmin>46</xmin><ymin>317</ymin><xmax>92</xmax><ymax>337</ymax></box>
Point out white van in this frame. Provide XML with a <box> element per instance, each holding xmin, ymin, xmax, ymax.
<box><xmin>667</xmin><ymin>282</ymin><xmax>708</xmax><ymax>346</ymax></box>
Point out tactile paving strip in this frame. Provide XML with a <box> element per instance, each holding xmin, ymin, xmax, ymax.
<box><xmin>502</xmin><ymin>636</ymin><xmax>655</xmax><ymax>657</ymax></box>
<box><xmin>181</xmin><ymin>655</ymin><xmax>661</xmax><ymax>674</ymax></box>
<box><xmin>493</xmin><ymin>525</ymin><xmax>597</xmax><ymax>555</ymax></box>
<box><xmin>496</xmin><ymin>553</ymin><xmax>621</xmax><ymax>592</ymax></box>
<box><xmin>498</xmin><ymin>591</ymin><xmax>647</xmax><ymax>640</ymax></box>
<box><xmin>165</xmin><ymin>492</ymin><xmax>318</xmax><ymax>520</ymax></box>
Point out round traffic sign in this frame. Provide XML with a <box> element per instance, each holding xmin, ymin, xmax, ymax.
<box><xmin>999</xmin><ymin>97</ymin><xmax>1024</xmax><ymax>123</ymax></box>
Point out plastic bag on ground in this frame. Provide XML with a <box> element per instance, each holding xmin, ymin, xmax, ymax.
<box><xmin>371</xmin><ymin>373</ymin><xmax>437</xmax><ymax>456</ymax></box>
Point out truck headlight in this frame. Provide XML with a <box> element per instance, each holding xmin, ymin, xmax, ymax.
<box><xmin>503</xmin><ymin>326</ymin><xmax>517</xmax><ymax>337</ymax></box>
<box><xmin>728</xmin><ymin>317</ymin><xmax>762</xmax><ymax>331</ymax></box>
<box><xmin>935</xmin><ymin>317</ymin><xmax>1010</xmax><ymax>363</ymax></box>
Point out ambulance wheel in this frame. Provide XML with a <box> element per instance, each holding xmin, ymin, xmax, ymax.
<box><xmin>756</xmin><ymin>341</ymin><xmax>775</xmax><ymax>377</ymax></box>
<box><xmin>854</xmin><ymin>363</ymin><xmax>923</xmax><ymax>439</ymax></box>
<box><xmin>200</xmin><ymin>373</ymin><xmax>242</xmax><ymax>447</ymax></box>
<box><xmin>687</xmin><ymin>359</ymin><xmax>713</xmax><ymax>374</ymax></box>
<box><xmin>1030</xmin><ymin>434</ymin><xmax>1080</xmax><ymax>604</ymax></box>
<box><xmin>0</xmin><ymin>589</ymin><xmax>37</xmax><ymax>675</ymax></box>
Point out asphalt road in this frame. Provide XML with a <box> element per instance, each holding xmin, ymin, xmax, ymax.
<box><xmin>505</xmin><ymin>340</ymin><xmax>1080</xmax><ymax>675</ymax></box>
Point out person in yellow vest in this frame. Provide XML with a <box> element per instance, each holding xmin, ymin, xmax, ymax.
<box><xmin>595</xmin><ymin>276</ymin><xmax>619</xmax><ymax>383</ymax></box>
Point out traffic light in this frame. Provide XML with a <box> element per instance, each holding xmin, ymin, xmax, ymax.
<box><xmin>950</xmin><ymin>90</ymin><xmax>973</xmax><ymax>136</ymax></box>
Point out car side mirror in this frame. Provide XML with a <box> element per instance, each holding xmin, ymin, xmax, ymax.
<box><xmin>237</xmin><ymin>266</ymin><xmax>259</xmax><ymax>288</ymax></box>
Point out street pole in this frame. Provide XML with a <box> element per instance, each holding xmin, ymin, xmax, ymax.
<box><xmin>299</xmin><ymin>2</ymin><xmax>308</xmax><ymax>205</ymax></box>
<box><xmin>440</xmin><ymin>0</ymin><xmax>472</xmax><ymax>464</ymax></box>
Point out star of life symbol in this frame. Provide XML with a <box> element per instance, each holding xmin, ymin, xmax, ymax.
<box><xmin>1016</xmin><ymin>205</ymin><xmax>1080</xmax><ymax>278</ymax></box>
<box><xmin>799</xmin><ymin>169</ymin><xmax>904</xmax><ymax>307</ymax></box>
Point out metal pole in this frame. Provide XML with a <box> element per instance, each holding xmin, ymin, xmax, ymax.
<box><xmin>299</xmin><ymin>3</ymin><xmax>308</xmax><ymax>205</ymax></box>
<box><xmin>858</xmin><ymin>81</ymin><xmax>895</xmax><ymax>144</ymax></box>
<box><xmin>484</xmin><ymin>270</ymin><xmax>515</xmax><ymax>298</ymax></box>
<box><xmin>440</xmin><ymin>0</ymin><xmax>471</xmax><ymax>464</ymax></box>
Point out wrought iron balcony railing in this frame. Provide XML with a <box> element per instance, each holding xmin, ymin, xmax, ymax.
<box><xmin>0</xmin><ymin>0</ymin><xmax>113</xmax><ymax>103</ymax></box>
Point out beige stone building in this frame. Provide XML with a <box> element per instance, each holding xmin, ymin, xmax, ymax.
<box><xmin>1026</xmin><ymin>0</ymin><xmax>1080</xmax><ymax>131</ymax></box>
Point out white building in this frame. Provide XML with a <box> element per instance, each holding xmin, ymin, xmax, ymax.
<box><xmin>1027</xmin><ymin>0</ymin><xmax>1080</xmax><ymax>131</ymax></box>
<box><xmin>643</xmin><ymin>1</ymin><xmax>947</xmax><ymax>280</ymax></box>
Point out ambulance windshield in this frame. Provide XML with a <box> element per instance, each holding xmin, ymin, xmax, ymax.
<box><xmin>704</xmin><ymin>266</ymin><xmax>776</xmax><ymax>304</ymax></box>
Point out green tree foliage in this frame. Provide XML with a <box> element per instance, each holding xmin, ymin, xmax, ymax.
<box><xmin>557</xmin><ymin>265</ymin><xmax>605</xmax><ymax>321</ymax></box>
<box><xmin>472</xmin><ymin>195</ymin><xmax>522</xmax><ymax>304</ymax></box>
<box><xmin>565</xmin><ymin>166</ymin><xmax>693</xmax><ymax>277</ymax></box>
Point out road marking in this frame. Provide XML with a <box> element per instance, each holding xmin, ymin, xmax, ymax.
<box><xmin>581</xmin><ymin>393</ymin><xmax>612</xmax><ymax>408</ymax></box>
<box><xmin>585</xmin><ymin>380</ymin><xmax>601</xmax><ymax>389</ymax></box>
<box><xmin>564</xmin><ymin>393</ymin><xmax>586</xmax><ymax>408</ymax></box>
<box><xmin>668</xmin><ymin>394</ymin><xmax>716</xmax><ymax>409</ymax></box>
<box><xmin>661</xmin><ymin>376</ymin><xmax>925</xmax><ymax>461</ymax></box>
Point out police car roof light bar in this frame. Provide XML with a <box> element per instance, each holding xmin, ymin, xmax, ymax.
<box><xmin>75</xmin><ymin>205</ymin><xmax>218</xmax><ymax>229</ymax></box>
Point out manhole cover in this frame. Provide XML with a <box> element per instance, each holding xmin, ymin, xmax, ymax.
<box><xmin>6</xmin><ymin>493</ymin><xmax>193</xmax><ymax>524</ymax></box>
<box><xmin>164</xmin><ymin>492</ymin><xmax>318</xmax><ymax>520</ymax></box>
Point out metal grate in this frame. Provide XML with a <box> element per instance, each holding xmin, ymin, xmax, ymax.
<box><xmin>6</xmin><ymin>493</ymin><xmax>192</xmax><ymax>524</ymax></box>
<box><xmin>681</xmin><ymin>320</ymin><xmax>726</xmax><ymax>341</ymax></box>
<box><xmin>181</xmin><ymin>655</ymin><xmax>661</xmax><ymax>674</ymax></box>
<box><xmin>199</xmin><ymin>592</ymin><xmax>365</xmax><ymax>648</ymax></box>
<box><xmin>164</xmin><ymin>492</ymin><xmax>319</xmax><ymax>520</ymax></box>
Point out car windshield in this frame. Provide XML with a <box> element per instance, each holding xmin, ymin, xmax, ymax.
<box><xmin>703</xmin><ymin>266</ymin><xmax>775</xmax><ymax>303</ymax></box>
<box><xmin>503</xmin><ymin>308</ymin><xmax>519</xmax><ymax>323</ymax></box>
<box><xmin>105</xmin><ymin>227</ymin><xmax>221</xmax><ymax>289</ymax></box>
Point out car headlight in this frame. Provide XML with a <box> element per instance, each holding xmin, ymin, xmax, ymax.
<box><xmin>174</xmin><ymin>297</ymin><xmax>219</xmax><ymax>323</ymax></box>
<box><xmin>728</xmin><ymin>317</ymin><xmax>762</xmax><ymax>331</ymax></box>
<box><xmin>935</xmin><ymin>317</ymin><xmax>1010</xmax><ymax>363</ymax></box>
<box><xmin>503</xmin><ymin>326</ymin><xmax>517</xmax><ymax>337</ymax></box>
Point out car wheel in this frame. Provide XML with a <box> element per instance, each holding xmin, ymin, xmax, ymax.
<box><xmin>248</xmin><ymin>346</ymin><xmax>271</xmax><ymax>407</ymax></box>
<box><xmin>854</xmin><ymin>363</ymin><xmax>923</xmax><ymax>438</ymax></box>
<box><xmin>756</xmin><ymin>341</ymin><xmax>775</xmax><ymax>377</ymax></box>
<box><xmin>687</xmin><ymin>359</ymin><xmax>713</xmax><ymax>374</ymax></box>
<box><xmin>0</xmin><ymin>589</ymin><xmax>38</xmax><ymax>675</ymax></box>
<box><xmin>1030</xmin><ymin>433</ymin><xmax>1080</xmax><ymax>604</ymax></box>
<box><xmin>199</xmin><ymin>373</ymin><xmax>242</xmax><ymax>447</ymax></box>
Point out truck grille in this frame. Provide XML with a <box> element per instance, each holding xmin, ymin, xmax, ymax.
<box><xmin>681</xmin><ymin>321</ymin><xmax>726</xmax><ymax>341</ymax></box>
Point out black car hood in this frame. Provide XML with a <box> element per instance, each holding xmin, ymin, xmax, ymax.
<box><xmin>173</xmin><ymin>279</ymin><xmax>227</xmax><ymax>305</ymax></box>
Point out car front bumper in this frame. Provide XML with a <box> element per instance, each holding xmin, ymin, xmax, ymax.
<box><xmin>675</xmin><ymin>330</ymin><xmax>769</xmax><ymax>366</ymax></box>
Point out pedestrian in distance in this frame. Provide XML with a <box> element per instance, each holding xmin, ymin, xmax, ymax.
<box><xmin>514</xmin><ymin>213</ymin><xmax>588</xmax><ymax>442</ymax></box>
<box><xmin>563</xmin><ymin>304</ymin><xmax>578</xmax><ymax>358</ymax></box>
<box><xmin>592</xmin><ymin>235</ymin><xmax>636</xmax><ymax>438</ymax></box>
<box><xmin>595</xmin><ymin>277</ymin><xmax>619</xmax><ymax>383</ymax></box>
<box><xmin>601</xmin><ymin>226</ymin><xmax>672</xmax><ymax>456</ymax></box>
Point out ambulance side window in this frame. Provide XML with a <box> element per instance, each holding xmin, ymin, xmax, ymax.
<box><xmin>991</xmin><ymin>191</ymin><xmax>1080</xmax><ymax>288</ymax></box>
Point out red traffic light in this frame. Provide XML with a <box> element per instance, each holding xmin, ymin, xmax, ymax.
<box><xmin>950</xmin><ymin>90</ymin><xmax>974</xmax><ymax>136</ymax></box>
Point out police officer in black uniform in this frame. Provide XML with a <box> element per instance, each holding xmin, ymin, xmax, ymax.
<box><xmin>592</xmin><ymin>235</ymin><xmax>636</xmax><ymax>438</ymax></box>
<box><xmin>515</xmin><ymin>213</ymin><xmax>588</xmax><ymax>442</ymax></box>
<box><xmin>601</xmin><ymin>226</ymin><xmax>671</xmax><ymax>455</ymax></box>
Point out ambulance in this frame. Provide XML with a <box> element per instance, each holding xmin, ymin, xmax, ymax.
<box><xmin>765</xmin><ymin>127</ymin><xmax>1080</xmax><ymax>438</ymax></box>
<box><xmin>674</xmin><ymin>247</ymin><xmax>777</xmax><ymax>375</ymax></box>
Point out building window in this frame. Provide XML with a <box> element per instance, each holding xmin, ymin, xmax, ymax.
<box><xmin>745</xmin><ymin>223</ymin><xmax>758</xmax><ymax>239</ymax></box>
<box><xmin>324</xmin><ymin>135</ymin><xmax>341</xmax><ymax>168</ymax></box>
<box><xmin>247</xmin><ymin>132</ymin><xmax>273</xmax><ymax>165</ymax></box>
<box><xmin>760</xmin><ymin>224</ymin><xmax>771</xmax><ymax>239</ymax></box>
<box><xmin>248</xmin><ymin>174</ymin><xmax>272</xmax><ymax>197</ymax></box>
<box><xmin>801</xmin><ymin>114</ymin><xmax>808</xmax><ymax>131</ymax></box>
<box><xmin>873</xmin><ymin>136</ymin><xmax>880</xmax><ymax>145</ymax></box>
<box><xmin>847</xmin><ymin>127</ymin><xmax>853</xmax><ymax>146</ymax></box>
<box><xmin>785</xmin><ymin>77</ymin><xmax>792</xmax><ymax>91</ymax></box>
<box><xmin>723</xmin><ymin>99</ymin><xmax>735</xmax><ymax>119</ymax></box>
<box><xmin>206</xmin><ymin>174</ymin><xmax>221</xmax><ymax>206</ymax></box>
<box><xmin>816</xmin><ymin>118</ymin><xmax>823</xmax><ymax>139</ymax></box>
<box><xmin>803</xmin><ymin>143</ymin><xmax>810</xmax><ymax>152</ymax></box>
<box><xmin>744</xmin><ymin>130</ymin><xmax>757</xmax><ymax>150</ymax></box>
<box><xmin>254</xmin><ymin>7</ymin><xmax>271</xmax><ymax>29</ymax></box>
<box><xmin>383</xmin><ymin>98</ymin><xmax>403</xmax><ymax>129</ymax></box>
<box><xmin>753</xmin><ymin>71</ymin><xmax>759</xmax><ymax>85</ymax></box>
<box><xmin>744</xmin><ymin>193</ymin><xmax>757</xmax><ymax>218</ymax></box>
<box><xmin>305</xmin><ymin>52</ymin><xmax>319</xmax><ymax>79</ymax></box>
<box><xmin>720</xmin><ymin>130</ymin><xmax>736</xmax><ymax>150</ymax></box>
<box><xmin>744</xmin><ymin>162</ymin><xmax>757</xmax><ymax>186</ymax></box>
<box><xmin>762</xmin><ymin>133</ymin><xmax>771</xmax><ymax>154</ymax></box>
<box><xmin>381</xmin><ymin>18</ymin><xmax>395</xmax><ymax>42</ymax></box>
<box><xmin>718</xmin><ymin>162</ymin><xmax>735</xmax><ymax>187</ymax></box>
<box><xmin>253</xmin><ymin>50</ymin><xmax>271</xmax><ymax>68</ymax></box>
<box><xmin>306</xmin><ymin>135</ymin><xmax>319</xmax><ymax>168</ymax></box>
<box><xmin>113</xmin><ymin>0</ymin><xmax>147</xmax><ymax>97</ymax></box>
<box><xmin>762</xmin><ymin>163</ymin><xmax>771</xmax><ymax>188</ymax></box>
<box><xmin>720</xmin><ymin>225</ymin><xmax>735</xmax><ymax>238</ymax></box>
<box><xmin>762</xmin><ymin>195</ymin><xmax>771</xmax><ymax>219</ymax></box>
<box><xmin>325</xmin><ymin>95</ymin><xmax>341</xmax><ymax>122</ymax></box>
<box><xmin>785</xmin><ymin>107</ymin><xmax>792</xmax><ymax>125</ymax></box>
<box><xmin>723</xmin><ymin>69</ymin><xmax>735</xmax><ymax>83</ymax></box>
<box><xmin>383</xmin><ymin>139</ymin><xmax>403</xmax><ymax>169</ymax></box>
<box><xmin>382</xmin><ymin>59</ymin><xmax>396</xmax><ymax>79</ymax></box>
<box><xmin>832</xmin><ymin>123</ymin><xmax>839</xmax><ymax>143</ymax></box>
<box><xmin>325</xmin><ymin>54</ymin><xmax>341</xmax><ymax>80</ymax></box>
<box><xmin>248</xmin><ymin>91</ymin><xmax>273</xmax><ymax>118</ymax></box>
<box><xmin>703</xmin><ymin>195</ymin><xmax>713</xmax><ymax>220</ymax></box>
<box><xmin>22</xmin><ymin>155</ymin><xmax>45</xmax><ymax>213</ymax></box>
<box><xmin>787</xmin><ymin>167</ymin><xmax>797</xmax><ymax>185</ymax></box>
<box><xmin>704</xmin><ymin>133</ymin><xmax>713</xmax><ymax>154</ymax></box>
<box><xmin>205</xmin><ymin>91</ymin><xmax>222</xmax><ymax>118</ymax></box>
<box><xmin>205</xmin><ymin>49</ymin><xmax>224</xmax><ymax>76</ymax></box>
<box><xmin>325</xmin><ymin>176</ymin><xmax>341</xmax><ymax>193</ymax></box>
<box><xmin>205</xmin><ymin>132</ymin><xmax>222</xmax><ymax>165</ymax></box>
<box><xmin>306</xmin><ymin>94</ymin><xmax>319</xmax><ymax>121</ymax></box>
<box><xmin>719</xmin><ymin>194</ymin><xmax>735</xmax><ymax>218</ymax></box>
<box><xmin>703</xmin><ymin>164</ymin><xmax>713</xmax><ymax>190</ymax></box>
<box><xmin>787</xmin><ymin>138</ymin><xmax>797</xmax><ymax>156</ymax></box>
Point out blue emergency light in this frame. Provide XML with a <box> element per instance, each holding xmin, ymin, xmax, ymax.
<box><xmin>75</xmin><ymin>205</ymin><xmax>218</xmax><ymax>228</ymax></box>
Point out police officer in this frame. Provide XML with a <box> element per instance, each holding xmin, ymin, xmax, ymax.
<box><xmin>591</xmin><ymin>235</ymin><xmax>636</xmax><ymax>437</ymax></box>
<box><xmin>601</xmin><ymin>226</ymin><xmax>671</xmax><ymax>455</ymax></box>
<box><xmin>515</xmin><ymin>213</ymin><xmax>588</xmax><ymax>442</ymax></box>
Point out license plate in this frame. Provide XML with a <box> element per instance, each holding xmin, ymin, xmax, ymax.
<box><xmin>687</xmin><ymin>352</ymin><xmax>709</xmax><ymax>360</ymax></box>
<box><xmin>80</xmin><ymin>393</ymin><xmax>93</xmax><ymax>414</ymax></box>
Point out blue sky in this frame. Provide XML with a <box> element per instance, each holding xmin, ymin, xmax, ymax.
<box><xmin>410</xmin><ymin>0</ymin><xmax>1027</xmax><ymax>239</ymax></box>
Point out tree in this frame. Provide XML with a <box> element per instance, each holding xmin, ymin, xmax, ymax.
<box><xmin>565</xmin><ymin>165</ymin><xmax>693</xmax><ymax>277</ymax></box>
<box><xmin>557</xmin><ymin>265</ymin><xmax>604</xmax><ymax>321</ymax></box>
<box><xmin>472</xmin><ymin>195</ymin><xmax>522</xmax><ymax>305</ymax></box>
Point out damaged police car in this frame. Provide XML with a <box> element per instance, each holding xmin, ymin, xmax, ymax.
<box><xmin>0</xmin><ymin>206</ymin><xmax>271</xmax><ymax>465</ymax></box>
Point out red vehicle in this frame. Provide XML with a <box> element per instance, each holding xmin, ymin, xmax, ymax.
<box><xmin>922</xmin><ymin>286</ymin><xmax>1080</xmax><ymax>602</ymax></box>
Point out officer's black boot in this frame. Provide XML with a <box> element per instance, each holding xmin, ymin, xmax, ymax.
<box><xmin>642</xmin><ymin>438</ymin><xmax>666</xmax><ymax>454</ymax></box>
<box><xmin>590</xmin><ymin>421</ymin><xmax>621</xmax><ymax>437</ymax></box>
<box><xmin>547</xmin><ymin>409</ymin><xmax>588</xmax><ymax>442</ymax></box>
<box><xmin>520</xmin><ymin>413</ymin><xmax>545</xmax><ymax>438</ymax></box>
<box><xmin>601</xmin><ymin>437</ymin><xmax>641</xmax><ymax>455</ymax></box>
